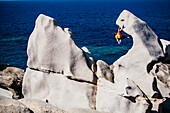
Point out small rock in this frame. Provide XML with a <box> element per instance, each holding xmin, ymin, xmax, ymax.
<box><xmin>0</xmin><ymin>67</ymin><xmax>24</xmax><ymax>99</ymax></box>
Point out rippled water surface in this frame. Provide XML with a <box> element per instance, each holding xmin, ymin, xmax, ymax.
<box><xmin>0</xmin><ymin>1</ymin><xmax>169</xmax><ymax>69</ymax></box>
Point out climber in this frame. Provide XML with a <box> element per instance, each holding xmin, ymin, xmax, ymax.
<box><xmin>114</xmin><ymin>26</ymin><xmax>131</xmax><ymax>44</ymax></box>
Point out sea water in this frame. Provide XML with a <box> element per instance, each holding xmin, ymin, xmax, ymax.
<box><xmin>0</xmin><ymin>1</ymin><xmax>169</xmax><ymax>70</ymax></box>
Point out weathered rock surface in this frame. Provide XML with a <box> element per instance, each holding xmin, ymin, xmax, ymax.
<box><xmin>0</xmin><ymin>96</ymin><xmax>32</xmax><ymax>113</ymax></box>
<box><xmin>22</xmin><ymin>68</ymin><xmax>96</xmax><ymax>111</ymax></box>
<box><xmin>0</xmin><ymin>88</ymin><xmax>13</xmax><ymax>98</ymax></box>
<box><xmin>19</xmin><ymin>98</ymin><xmax>66</xmax><ymax>113</ymax></box>
<box><xmin>27</xmin><ymin>14</ymin><xmax>96</xmax><ymax>82</ymax></box>
<box><xmin>22</xmin><ymin>14</ymin><xmax>98</xmax><ymax>111</ymax></box>
<box><xmin>96</xmin><ymin>60</ymin><xmax>114</xmax><ymax>82</ymax></box>
<box><xmin>0</xmin><ymin>67</ymin><xmax>24</xmax><ymax>99</ymax></box>
<box><xmin>112</xmin><ymin>10</ymin><xmax>169</xmax><ymax>97</ymax></box>
<box><xmin>96</xmin><ymin>78</ymin><xmax>151</xmax><ymax>113</ymax></box>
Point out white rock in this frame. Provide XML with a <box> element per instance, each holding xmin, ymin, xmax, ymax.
<box><xmin>96</xmin><ymin>78</ymin><xmax>151</xmax><ymax>113</ymax></box>
<box><xmin>113</xmin><ymin>10</ymin><xmax>167</xmax><ymax>97</ymax></box>
<box><xmin>96</xmin><ymin>60</ymin><xmax>114</xmax><ymax>82</ymax></box>
<box><xmin>27</xmin><ymin>14</ymin><xmax>95</xmax><ymax>82</ymax></box>
<box><xmin>22</xmin><ymin>68</ymin><xmax>96</xmax><ymax>111</ymax></box>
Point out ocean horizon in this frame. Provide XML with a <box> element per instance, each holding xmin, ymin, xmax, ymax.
<box><xmin>0</xmin><ymin>1</ymin><xmax>169</xmax><ymax>70</ymax></box>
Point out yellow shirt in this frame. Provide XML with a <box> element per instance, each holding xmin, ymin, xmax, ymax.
<box><xmin>115</xmin><ymin>33</ymin><xmax>120</xmax><ymax>39</ymax></box>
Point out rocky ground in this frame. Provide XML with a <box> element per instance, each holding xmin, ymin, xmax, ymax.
<box><xmin>0</xmin><ymin>10</ymin><xmax>170</xmax><ymax>113</ymax></box>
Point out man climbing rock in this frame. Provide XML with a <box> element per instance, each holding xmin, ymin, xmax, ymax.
<box><xmin>114</xmin><ymin>26</ymin><xmax>131</xmax><ymax>44</ymax></box>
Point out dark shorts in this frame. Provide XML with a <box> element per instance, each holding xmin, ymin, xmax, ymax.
<box><xmin>120</xmin><ymin>36</ymin><xmax>128</xmax><ymax>39</ymax></box>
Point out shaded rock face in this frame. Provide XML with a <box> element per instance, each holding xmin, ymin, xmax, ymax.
<box><xmin>96</xmin><ymin>60</ymin><xmax>114</xmax><ymax>82</ymax></box>
<box><xmin>159</xmin><ymin>98</ymin><xmax>170</xmax><ymax>113</ymax></box>
<box><xmin>113</xmin><ymin>10</ymin><xmax>169</xmax><ymax>97</ymax></box>
<box><xmin>0</xmin><ymin>67</ymin><xmax>24</xmax><ymax>99</ymax></box>
<box><xmin>27</xmin><ymin>14</ymin><xmax>95</xmax><ymax>82</ymax></box>
<box><xmin>22</xmin><ymin>68</ymin><xmax>96</xmax><ymax>111</ymax></box>
<box><xmin>150</xmin><ymin>62</ymin><xmax>170</xmax><ymax>96</ymax></box>
<box><xmin>0</xmin><ymin>96</ymin><xmax>32</xmax><ymax>113</ymax></box>
<box><xmin>160</xmin><ymin>39</ymin><xmax>170</xmax><ymax>63</ymax></box>
<box><xmin>82</xmin><ymin>46</ymin><xmax>97</xmax><ymax>73</ymax></box>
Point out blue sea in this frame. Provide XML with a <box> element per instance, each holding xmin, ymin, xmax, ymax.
<box><xmin>0</xmin><ymin>1</ymin><xmax>170</xmax><ymax>70</ymax></box>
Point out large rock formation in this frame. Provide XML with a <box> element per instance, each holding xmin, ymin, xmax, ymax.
<box><xmin>27</xmin><ymin>14</ymin><xmax>96</xmax><ymax>82</ymax></box>
<box><xmin>112</xmin><ymin>10</ymin><xmax>170</xmax><ymax>97</ymax></box>
<box><xmin>22</xmin><ymin>14</ymin><xmax>98</xmax><ymax>110</ymax></box>
<box><xmin>21</xmin><ymin>10</ymin><xmax>169</xmax><ymax>113</ymax></box>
